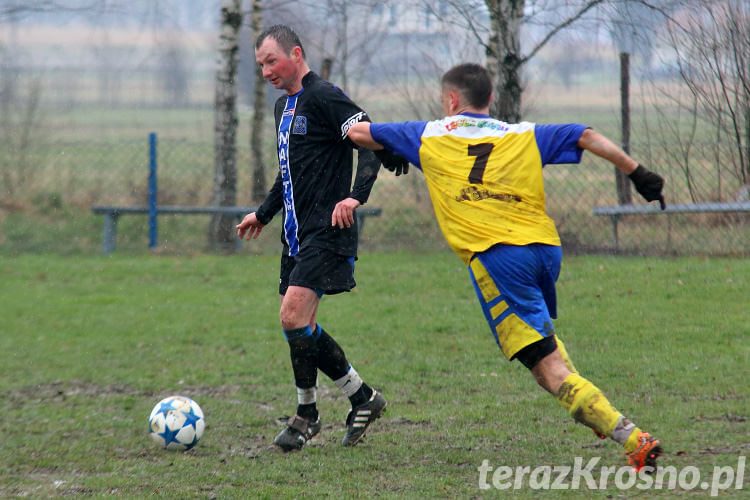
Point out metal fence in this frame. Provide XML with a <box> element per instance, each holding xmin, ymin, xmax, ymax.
<box><xmin>1</xmin><ymin>125</ymin><xmax>747</xmax><ymax>256</ymax></box>
<box><xmin>2</xmin><ymin>2</ymin><xmax>748</xmax><ymax>257</ymax></box>
<box><xmin>0</xmin><ymin>67</ymin><xmax>747</xmax><ymax>256</ymax></box>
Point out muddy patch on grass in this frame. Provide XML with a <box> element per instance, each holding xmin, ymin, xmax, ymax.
<box><xmin>696</xmin><ymin>413</ymin><xmax>747</xmax><ymax>423</ymax></box>
<box><xmin>4</xmin><ymin>380</ymin><xmax>146</xmax><ymax>405</ymax></box>
<box><xmin>3</xmin><ymin>380</ymin><xmax>250</xmax><ymax>407</ymax></box>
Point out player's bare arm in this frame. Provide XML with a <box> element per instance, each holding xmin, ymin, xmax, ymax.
<box><xmin>348</xmin><ymin>123</ymin><xmax>410</xmax><ymax>176</ymax></box>
<box><xmin>577</xmin><ymin>128</ymin><xmax>637</xmax><ymax>174</ymax></box>
<box><xmin>347</xmin><ymin>122</ymin><xmax>383</xmax><ymax>150</ymax></box>
<box><xmin>578</xmin><ymin>128</ymin><xmax>666</xmax><ymax>209</ymax></box>
<box><xmin>236</xmin><ymin>212</ymin><xmax>265</xmax><ymax>240</ymax></box>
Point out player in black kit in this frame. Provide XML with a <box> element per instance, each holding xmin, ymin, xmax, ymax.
<box><xmin>237</xmin><ymin>24</ymin><xmax>407</xmax><ymax>451</ymax></box>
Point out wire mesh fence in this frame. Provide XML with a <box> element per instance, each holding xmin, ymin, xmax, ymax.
<box><xmin>1</xmin><ymin>25</ymin><xmax>748</xmax><ymax>257</ymax></box>
<box><xmin>1</xmin><ymin>126</ymin><xmax>747</xmax><ymax>256</ymax></box>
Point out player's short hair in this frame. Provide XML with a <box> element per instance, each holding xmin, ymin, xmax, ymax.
<box><xmin>441</xmin><ymin>63</ymin><xmax>492</xmax><ymax>109</ymax></box>
<box><xmin>255</xmin><ymin>24</ymin><xmax>306</xmax><ymax>59</ymax></box>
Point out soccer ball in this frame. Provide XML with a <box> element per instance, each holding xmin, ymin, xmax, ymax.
<box><xmin>148</xmin><ymin>395</ymin><xmax>205</xmax><ymax>450</ymax></box>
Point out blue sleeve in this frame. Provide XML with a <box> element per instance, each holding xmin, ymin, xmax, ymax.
<box><xmin>534</xmin><ymin>124</ymin><xmax>589</xmax><ymax>166</ymax></box>
<box><xmin>370</xmin><ymin>121</ymin><xmax>428</xmax><ymax>169</ymax></box>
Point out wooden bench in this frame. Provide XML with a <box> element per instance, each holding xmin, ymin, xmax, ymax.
<box><xmin>593</xmin><ymin>202</ymin><xmax>750</xmax><ymax>250</ymax></box>
<box><xmin>91</xmin><ymin>205</ymin><xmax>382</xmax><ymax>254</ymax></box>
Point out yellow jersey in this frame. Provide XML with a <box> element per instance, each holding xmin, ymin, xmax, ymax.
<box><xmin>371</xmin><ymin>114</ymin><xmax>587</xmax><ymax>264</ymax></box>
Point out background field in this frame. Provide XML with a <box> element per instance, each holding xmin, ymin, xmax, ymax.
<box><xmin>1</xmin><ymin>252</ymin><xmax>747</xmax><ymax>498</ymax></box>
<box><xmin>2</xmin><ymin>90</ymin><xmax>748</xmax><ymax>257</ymax></box>
<box><xmin>2</xmin><ymin>15</ymin><xmax>748</xmax><ymax>258</ymax></box>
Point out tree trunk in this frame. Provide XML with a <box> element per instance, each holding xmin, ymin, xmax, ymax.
<box><xmin>208</xmin><ymin>0</ymin><xmax>243</xmax><ymax>251</ymax></box>
<box><xmin>617</xmin><ymin>52</ymin><xmax>633</xmax><ymax>205</ymax></box>
<box><xmin>485</xmin><ymin>0</ymin><xmax>524</xmax><ymax>122</ymax></box>
<box><xmin>321</xmin><ymin>58</ymin><xmax>333</xmax><ymax>80</ymax></box>
<box><xmin>745</xmin><ymin>103</ymin><xmax>749</xmax><ymax>186</ymax></box>
<box><xmin>339</xmin><ymin>1</ymin><xmax>349</xmax><ymax>90</ymax></box>
<box><xmin>250</xmin><ymin>0</ymin><xmax>267</xmax><ymax>202</ymax></box>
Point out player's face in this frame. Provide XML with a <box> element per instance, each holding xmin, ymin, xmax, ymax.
<box><xmin>255</xmin><ymin>38</ymin><xmax>300</xmax><ymax>94</ymax></box>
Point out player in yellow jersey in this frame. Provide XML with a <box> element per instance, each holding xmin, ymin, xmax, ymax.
<box><xmin>346</xmin><ymin>63</ymin><xmax>665</xmax><ymax>471</ymax></box>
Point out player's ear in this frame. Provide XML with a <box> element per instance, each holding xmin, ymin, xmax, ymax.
<box><xmin>291</xmin><ymin>46</ymin><xmax>303</xmax><ymax>62</ymax></box>
<box><xmin>450</xmin><ymin>90</ymin><xmax>460</xmax><ymax>114</ymax></box>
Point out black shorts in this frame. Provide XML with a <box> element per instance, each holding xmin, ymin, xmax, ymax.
<box><xmin>513</xmin><ymin>335</ymin><xmax>558</xmax><ymax>370</ymax></box>
<box><xmin>279</xmin><ymin>246</ymin><xmax>356</xmax><ymax>296</ymax></box>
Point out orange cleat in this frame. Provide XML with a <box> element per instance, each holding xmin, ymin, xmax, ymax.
<box><xmin>626</xmin><ymin>432</ymin><xmax>662</xmax><ymax>473</ymax></box>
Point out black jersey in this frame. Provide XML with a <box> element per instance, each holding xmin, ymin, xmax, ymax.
<box><xmin>255</xmin><ymin>71</ymin><xmax>380</xmax><ymax>257</ymax></box>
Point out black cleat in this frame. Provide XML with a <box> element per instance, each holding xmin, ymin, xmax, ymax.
<box><xmin>273</xmin><ymin>415</ymin><xmax>321</xmax><ymax>452</ymax></box>
<box><xmin>341</xmin><ymin>390</ymin><xmax>387</xmax><ymax>446</ymax></box>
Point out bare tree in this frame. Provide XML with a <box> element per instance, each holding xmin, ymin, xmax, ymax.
<box><xmin>0</xmin><ymin>1</ymin><xmax>100</xmax><ymax>19</ymax></box>
<box><xmin>208</xmin><ymin>0</ymin><xmax>243</xmax><ymax>250</ymax></box>
<box><xmin>669</xmin><ymin>1</ymin><xmax>749</xmax><ymax>189</ymax></box>
<box><xmin>249</xmin><ymin>0</ymin><xmax>268</xmax><ymax>202</ymax></box>
<box><xmin>371</xmin><ymin>2</ymin><xmax>484</xmax><ymax>120</ymax></box>
<box><xmin>158</xmin><ymin>44</ymin><xmax>190</xmax><ymax>107</ymax></box>
<box><xmin>605</xmin><ymin>1</ymin><xmax>668</xmax><ymax>205</ymax></box>
<box><xmin>310</xmin><ymin>0</ymin><xmax>393</xmax><ymax>96</ymax></box>
<box><xmin>425</xmin><ymin>0</ymin><xmax>604</xmax><ymax>122</ymax></box>
<box><xmin>640</xmin><ymin>0</ymin><xmax>749</xmax><ymax>201</ymax></box>
<box><xmin>0</xmin><ymin>45</ymin><xmax>43</xmax><ymax>198</ymax></box>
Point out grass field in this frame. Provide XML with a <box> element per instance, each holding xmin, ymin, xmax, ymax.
<box><xmin>1</xmin><ymin>252</ymin><xmax>748</xmax><ymax>498</ymax></box>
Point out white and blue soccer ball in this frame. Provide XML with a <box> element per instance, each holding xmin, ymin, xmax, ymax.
<box><xmin>148</xmin><ymin>395</ymin><xmax>205</xmax><ymax>450</ymax></box>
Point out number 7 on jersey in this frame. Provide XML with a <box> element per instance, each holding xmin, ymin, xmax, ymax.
<box><xmin>467</xmin><ymin>143</ymin><xmax>494</xmax><ymax>184</ymax></box>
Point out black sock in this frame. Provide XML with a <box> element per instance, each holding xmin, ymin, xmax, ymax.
<box><xmin>296</xmin><ymin>402</ymin><xmax>318</xmax><ymax>421</ymax></box>
<box><xmin>349</xmin><ymin>382</ymin><xmax>374</xmax><ymax>408</ymax></box>
<box><xmin>285</xmin><ymin>326</ymin><xmax>318</xmax><ymax>418</ymax></box>
<box><xmin>314</xmin><ymin>325</ymin><xmax>350</xmax><ymax>381</ymax></box>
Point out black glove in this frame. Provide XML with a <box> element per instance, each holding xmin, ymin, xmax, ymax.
<box><xmin>628</xmin><ymin>164</ymin><xmax>666</xmax><ymax>210</ymax></box>
<box><xmin>374</xmin><ymin>149</ymin><xmax>409</xmax><ymax>176</ymax></box>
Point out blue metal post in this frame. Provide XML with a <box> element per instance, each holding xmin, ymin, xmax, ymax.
<box><xmin>148</xmin><ymin>132</ymin><xmax>158</xmax><ymax>249</ymax></box>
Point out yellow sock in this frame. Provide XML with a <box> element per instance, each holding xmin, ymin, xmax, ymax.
<box><xmin>556</xmin><ymin>373</ymin><xmax>621</xmax><ymax>437</ymax></box>
<box><xmin>555</xmin><ymin>336</ymin><xmax>577</xmax><ymax>373</ymax></box>
<box><xmin>624</xmin><ymin>427</ymin><xmax>644</xmax><ymax>453</ymax></box>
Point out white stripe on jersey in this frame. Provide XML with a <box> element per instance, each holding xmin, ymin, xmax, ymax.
<box><xmin>422</xmin><ymin>115</ymin><xmax>535</xmax><ymax>140</ymax></box>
